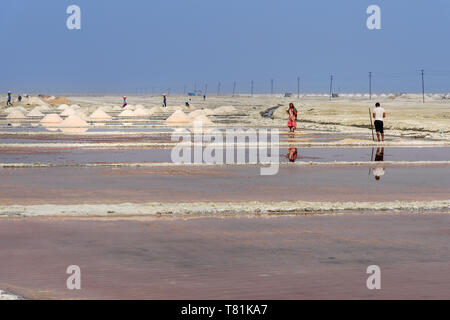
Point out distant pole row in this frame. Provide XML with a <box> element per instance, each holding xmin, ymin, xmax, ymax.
<box><xmin>177</xmin><ymin>71</ymin><xmax>426</xmax><ymax>101</ymax></box>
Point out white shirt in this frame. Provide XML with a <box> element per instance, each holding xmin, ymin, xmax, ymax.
<box><xmin>373</xmin><ymin>167</ymin><xmax>385</xmax><ymax>177</ymax></box>
<box><xmin>373</xmin><ymin>107</ymin><xmax>385</xmax><ymax>121</ymax></box>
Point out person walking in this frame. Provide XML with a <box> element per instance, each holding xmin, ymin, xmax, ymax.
<box><xmin>7</xmin><ymin>91</ymin><xmax>13</xmax><ymax>106</ymax></box>
<box><xmin>286</xmin><ymin>103</ymin><xmax>298</xmax><ymax>133</ymax></box>
<box><xmin>373</xmin><ymin>102</ymin><xmax>386</xmax><ymax>142</ymax></box>
<box><xmin>122</xmin><ymin>96</ymin><xmax>127</xmax><ymax>108</ymax></box>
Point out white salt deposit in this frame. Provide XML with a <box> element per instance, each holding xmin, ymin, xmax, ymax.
<box><xmin>150</xmin><ymin>106</ymin><xmax>165</xmax><ymax>114</ymax></box>
<box><xmin>90</xmin><ymin>109</ymin><xmax>112</xmax><ymax>121</ymax></box>
<box><xmin>70</xmin><ymin>104</ymin><xmax>81</xmax><ymax>110</ymax></box>
<box><xmin>119</xmin><ymin>110</ymin><xmax>136</xmax><ymax>117</ymax></box>
<box><xmin>192</xmin><ymin>114</ymin><xmax>214</xmax><ymax>126</ymax></box>
<box><xmin>134</xmin><ymin>108</ymin><xmax>151</xmax><ymax>116</ymax></box>
<box><xmin>40</xmin><ymin>113</ymin><xmax>63</xmax><ymax>125</ymax></box>
<box><xmin>59</xmin><ymin>114</ymin><xmax>89</xmax><ymax>127</ymax></box>
<box><xmin>37</xmin><ymin>105</ymin><xmax>51</xmax><ymax>112</ymax></box>
<box><xmin>25</xmin><ymin>97</ymin><xmax>47</xmax><ymax>105</ymax></box>
<box><xmin>164</xmin><ymin>110</ymin><xmax>190</xmax><ymax>124</ymax></box>
<box><xmin>188</xmin><ymin>110</ymin><xmax>207</xmax><ymax>119</ymax></box>
<box><xmin>213</xmin><ymin>106</ymin><xmax>238</xmax><ymax>114</ymax></box>
<box><xmin>60</xmin><ymin>108</ymin><xmax>76</xmax><ymax>117</ymax></box>
<box><xmin>6</xmin><ymin>110</ymin><xmax>26</xmax><ymax>119</ymax></box>
<box><xmin>27</xmin><ymin>108</ymin><xmax>44</xmax><ymax>117</ymax></box>
<box><xmin>57</xmin><ymin>104</ymin><xmax>70</xmax><ymax>110</ymax></box>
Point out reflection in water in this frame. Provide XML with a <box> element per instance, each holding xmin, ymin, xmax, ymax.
<box><xmin>372</xmin><ymin>147</ymin><xmax>385</xmax><ymax>181</ymax></box>
<box><xmin>286</xmin><ymin>147</ymin><xmax>298</xmax><ymax>162</ymax></box>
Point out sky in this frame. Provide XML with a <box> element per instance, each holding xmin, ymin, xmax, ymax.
<box><xmin>1</xmin><ymin>0</ymin><xmax>450</xmax><ymax>94</ymax></box>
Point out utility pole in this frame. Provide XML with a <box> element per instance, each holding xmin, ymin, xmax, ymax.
<box><xmin>421</xmin><ymin>69</ymin><xmax>425</xmax><ymax>103</ymax></box>
<box><xmin>251</xmin><ymin>80</ymin><xmax>254</xmax><ymax>97</ymax></box>
<box><xmin>232</xmin><ymin>81</ymin><xmax>236</xmax><ymax>96</ymax></box>
<box><xmin>217</xmin><ymin>82</ymin><xmax>221</xmax><ymax>96</ymax></box>
<box><xmin>369</xmin><ymin>72</ymin><xmax>372</xmax><ymax>100</ymax></box>
<box><xmin>329</xmin><ymin>75</ymin><xmax>334</xmax><ymax>100</ymax></box>
<box><xmin>297</xmin><ymin>76</ymin><xmax>300</xmax><ymax>99</ymax></box>
<box><xmin>270</xmin><ymin>79</ymin><xmax>274</xmax><ymax>95</ymax></box>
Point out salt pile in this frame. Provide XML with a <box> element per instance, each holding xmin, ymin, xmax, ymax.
<box><xmin>149</xmin><ymin>106</ymin><xmax>164</xmax><ymax>114</ymax></box>
<box><xmin>90</xmin><ymin>108</ymin><xmax>112</xmax><ymax>121</ymax></box>
<box><xmin>5</xmin><ymin>106</ymin><xmax>27</xmax><ymax>114</ymax></box>
<box><xmin>165</xmin><ymin>110</ymin><xmax>190</xmax><ymax>124</ymax></box>
<box><xmin>71</xmin><ymin>104</ymin><xmax>81</xmax><ymax>109</ymax></box>
<box><xmin>213</xmin><ymin>106</ymin><xmax>238</xmax><ymax>114</ymax></box>
<box><xmin>123</xmin><ymin>105</ymin><xmax>135</xmax><ymax>110</ymax></box>
<box><xmin>40</xmin><ymin>113</ymin><xmax>63</xmax><ymax>126</ymax></box>
<box><xmin>37</xmin><ymin>105</ymin><xmax>51</xmax><ymax>112</ymax></box>
<box><xmin>59</xmin><ymin>114</ymin><xmax>89</xmax><ymax>127</ymax></box>
<box><xmin>57</xmin><ymin>104</ymin><xmax>70</xmax><ymax>110</ymax></box>
<box><xmin>188</xmin><ymin>110</ymin><xmax>207</xmax><ymax>119</ymax></box>
<box><xmin>119</xmin><ymin>110</ymin><xmax>136</xmax><ymax>117</ymax></box>
<box><xmin>192</xmin><ymin>114</ymin><xmax>214</xmax><ymax>126</ymax></box>
<box><xmin>47</xmin><ymin>97</ymin><xmax>71</xmax><ymax>105</ymax></box>
<box><xmin>27</xmin><ymin>108</ymin><xmax>44</xmax><ymax>117</ymax></box>
<box><xmin>134</xmin><ymin>108</ymin><xmax>151</xmax><ymax>116</ymax></box>
<box><xmin>6</xmin><ymin>110</ymin><xmax>26</xmax><ymax>119</ymax></box>
<box><xmin>60</xmin><ymin>108</ymin><xmax>76</xmax><ymax>117</ymax></box>
<box><xmin>25</xmin><ymin>97</ymin><xmax>47</xmax><ymax>105</ymax></box>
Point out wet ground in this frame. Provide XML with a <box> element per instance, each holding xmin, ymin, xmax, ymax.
<box><xmin>0</xmin><ymin>213</ymin><xmax>448</xmax><ymax>299</ymax></box>
<box><xmin>0</xmin><ymin>146</ymin><xmax>448</xmax><ymax>164</ymax></box>
<box><xmin>0</xmin><ymin>165</ymin><xmax>449</xmax><ymax>205</ymax></box>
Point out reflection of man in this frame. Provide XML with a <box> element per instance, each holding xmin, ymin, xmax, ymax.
<box><xmin>287</xmin><ymin>147</ymin><xmax>298</xmax><ymax>162</ymax></box>
<box><xmin>373</xmin><ymin>147</ymin><xmax>385</xmax><ymax>180</ymax></box>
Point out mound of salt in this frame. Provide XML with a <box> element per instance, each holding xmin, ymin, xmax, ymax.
<box><xmin>202</xmin><ymin>108</ymin><xmax>214</xmax><ymax>116</ymax></box>
<box><xmin>25</xmin><ymin>97</ymin><xmax>47</xmax><ymax>105</ymax></box>
<box><xmin>60</xmin><ymin>108</ymin><xmax>76</xmax><ymax>117</ymax></box>
<box><xmin>70</xmin><ymin>104</ymin><xmax>81</xmax><ymax>110</ymax></box>
<box><xmin>6</xmin><ymin>110</ymin><xmax>26</xmax><ymax>119</ymax></box>
<box><xmin>57</xmin><ymin>104</ymin><xmax>70</xmax><ymax>110</ymax></box>
<box><xmin>47</xmin><ymin>97</ymin><xmax>71</xmax><ymax>105</ymax></box>
<box><xmin>165</xmin><ymin>110</ymin><xmax>190</xmax><ymax>124</ymax></box>
<box><xmin>27</xmin><ymin>108</ymin><xmax>44</xmax><ymax>117</ymax></box>
<box><xmin>90</xmin><ymin>109</ymin><xmax>112</xmax><ymax>121</ymax></box>
<box><xmin>40</xmin><ymin>113</ymin><xmax>63</xmax><ymax>125</ymax></box>
<box><xmin>5</xmin><ymin>106</ymin><xmax>27</xmax><ymax>114</ymax></box>
<box><xmin>149</xmin><ymin>106</ymin><xmax>164</xmax><ymax>114</ymax></box>
<box><xmin>59</xmin><ymin>114</ymin><xmax>89</xmax><ymax>128</ymax></box>
<box><xmin>123</xmin><ymin>105</ymin><xmax>135</xmax><ymax>110</ymax></box>
<box><xmin>188</xmin><ymin>110</ymin><xmax>207</xmax><ymax>119</ymax></box>
<box><xmin>37</xmin><ymin>105</ymin><xmax>51</xmax><ymax>112</ymax></box>
<box><xmin>213</xmin><ymin>106</ymin><xmax>238</xmax><ymax>114</ymax></box>
<box><xmin>192</xmin><ymin>115</ymin><xmax>214</xmax><ymax>126</ymax></box>
<box><xmin>119</xmin><ymin>110</ymin><xmax>136</xmax><ymax>117</ymax></box>
<box><xmin>112</xmin><ymin>105</ymin><xmax>124</xmax><ymax>111</ymax></box>
<box><xmin>134</xmin><ymin>108</ymin><xmax>151</xmax><ymax>117</ymax></box>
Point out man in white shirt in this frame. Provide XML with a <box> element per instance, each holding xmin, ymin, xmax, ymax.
<box><xmin>372</xmin><ymin>102</ymin><xmax>386</xmax><ymax>142</ymax></box>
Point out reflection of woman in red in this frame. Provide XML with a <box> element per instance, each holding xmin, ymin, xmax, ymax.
<box><xmin>287</xmin><ymin>103</ymin><xmax>297</xmax><ymax>133</ymax></box>
<box><xmin>287</xmin><ymin>147</ymin><xmax>298</xmax><ymax>162</ymax></box>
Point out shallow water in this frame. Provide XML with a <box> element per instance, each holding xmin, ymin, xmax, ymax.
<box><xmin>0</xmin><ymin>147</ymin><xmax>448</xmax><ymax>165</ymax></box>
<box><xmin>0</xmin><ymin>165</ymin><xmax>449</xmax><ymax>205</ymax></box>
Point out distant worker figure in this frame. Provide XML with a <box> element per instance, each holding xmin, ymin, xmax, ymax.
<box><xmin>185</xmin><ymin>100</ymin><xmax>190</xmax><ymax>107</ymax></box>
<box><xmin>286</xmin><ymin>103</ymin><xmax>297</xmax><ymax>133</ymax></box>
<box><xmin>18</xmin><ymin>94</ymin><xmax>22</xmax><ymax>102</ymax></box>
<box><xmin>203</xmin><ymin>94</ymin><xmax>206</xmax><ymax>101</ymax></box>
<box><xmin>373</xmin><ymin>102</ymin><xmax>386</xmax><ymax>142</ymax></box>
<box><xmin>162</xmin><ymin>94</ymin><xmax>167</xmax><ymax>107</ymax></box>
<box><xmin>373</xmin><ymin>147</ymin><xmax>385</xmax><ymax>181</ymax></box>
<box><xmin>7</xmin><ymin>91</ymin><xmax>13</xmax><ymax>106</ymax></box>
<box><xmin>122</xmin><ymin>96</ymin><xmax>127</xmax><ymax>108</ymax></box>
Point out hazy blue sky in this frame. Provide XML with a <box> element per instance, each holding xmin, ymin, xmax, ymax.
<box><xmin>1</xmin><ymin>0</ymin><xmax>450</xmax><ymax>94</ymax></box>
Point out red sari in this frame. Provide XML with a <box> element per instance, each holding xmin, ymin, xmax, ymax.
<box><xmin>287</xmin><ymin>108</ymin><xmax>297</xmax><ymax>130</ymax></box>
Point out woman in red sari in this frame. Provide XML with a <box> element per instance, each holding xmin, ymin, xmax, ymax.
<box><xmin>287</xmin><ymin>103</ymin><xmax>297</xmax><ymax>133</ymax></box>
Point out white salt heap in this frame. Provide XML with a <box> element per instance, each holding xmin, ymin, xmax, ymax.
<box><xmin>188</xmin><ymin>110</ymin><xmax>207</xmax><ymax>119</ymax></box>
<box><xmin>149</xmin><ymin>106</ymin><xmax>164</xmax><ymax>114</ymax></box>
<box><xmin>192</xmin><ymin>114</ymin><xmax>214</xmax><ymax>126</ymax></box>
<box><xmin>27</xmin><ymin>108</ymin><xmax>44</xmax><ymax>117</ymax></box>
<box><xmin>6</xmin><ymin>110</ymin><xmax>26</xmax><ymax>119</ymax></box>
<box><xmin>25</xmin><ymin>97</ymin><xmax>47</xmax><ymax>105</ymax></box>
<box><xmin>37</xmin><ymin>105</ymin><xmax>51</xmax><ymax>112</ymax></box>
<box><xmin>134</xmin><ymin>108</ymin><xmax>151</xmax><ymax>116</ymax></box>
<box><xmin>90</xmin><ymin>108</ymin><xmax>112</xmax><ymax>121</ymax></box>
<box><xmin>165</xmin><ymin>110</ymin><xmax>190</xmax><ymax>124</ymax></box>
<box><xmin>60</xmin><ymin>108</ymin><xmax>76</xmax><ymax>117</ymax></box>
<box><xmin>59</xmin><ymin>114</ymin><xmax>89</xmax><ymax>127</ymax></box>
<box><xmin>57</xmin><ymin>104</ymin><xmax>70</xmax><ymax>110</ymax></box>
<box><xmin>119</xmin><ymin>110</ymin><xmax>136</xmax><ymax>117</ymax></box>
<box><xmin>40</xmin><ymin>113</ymin><xmax>63</xmax><ymax>124</ymax></box>
<box><xmin>213</xmin><ymin>106</ymin><xmax>238</xmax><ymax>114</ymax></box>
